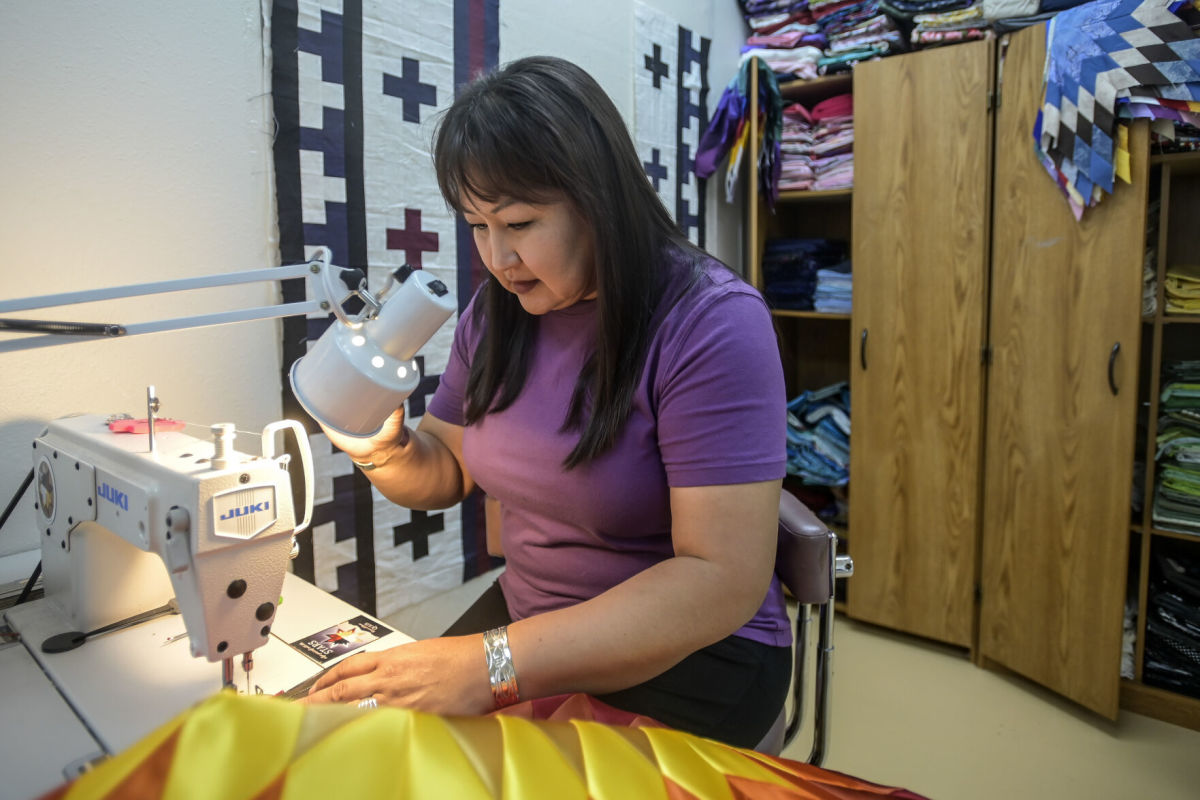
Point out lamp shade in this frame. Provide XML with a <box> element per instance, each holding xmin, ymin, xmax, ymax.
<box><xmin>289</xmin><ymin>269</ymin><xmax>455</xmax><ymax>437</ymax></box>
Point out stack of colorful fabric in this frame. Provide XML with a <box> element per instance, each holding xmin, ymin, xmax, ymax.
<box><xmin>739</xmin><ymin>0</ymin><xmax>826</xmax><ymax>80</ymax></box>
<box><xmin>1166</xmin><ymin>264</ymin><xmax>1200</xmax><ymax>314</ymax></box>
<box><xmin>1154</xmin><ymin>360</ymin><xmax>1200</xmax><ymax>536</ymax></box>
<box><xmin>815</xmin><ymin>258</ymin><xmax>853</xmax><ymax>312</ymax></box>
<box><xmin>1036</xmin><ymin>0</ymin><xmax>1200</xmax><ymax>218</ymax></box>
<box><xmin>879</xmin><ymin>0</ymin><xmax>977</xmax><ymax>23</ymax></box>
<box><xmin>778</xmin><ymin>93</ymin><xmax>855</xmax><ymax>191</ymax></box>
<box><xmin>1153</xmin><ymin>121</ymin><xmax>1200</xmax><ymax>152</ymax></box>
<box><xmin>761</xmin><ymin>237</ymin><xmax>848</xmax><ymax>310</ymax></box>
<box><xmin>786</xmin><ymin>381</ymin><xmax>851</xmax><ymax>486</ymax></box>
<box><xmin>812</xmin><ymin>0</ymin><xmax>907</xmax><ymax>73</ymax></box>
<box><xmin>910</xmin><ymin>2</ymin><xmax>993</xmax><ymax>48</ymax></box>
<box><xmin>780</xmin><ymin>102</ymin><xmax>817</xmax><ymax>190</ymax></box>
<box><xmin>1145</xmin><ymin>546</ymin><xmax>1200</xmax><ymax>699</ymax></box>
<box><xmin>811</xmin><ymin>93</ymin><xmax>855</xmax><ymax>188</ymax></box>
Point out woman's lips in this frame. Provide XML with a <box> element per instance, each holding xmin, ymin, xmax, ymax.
<box><xmin>510</xmin><ymin>279</ymin><xmax>538</xmax><ymax>294</ymax></box>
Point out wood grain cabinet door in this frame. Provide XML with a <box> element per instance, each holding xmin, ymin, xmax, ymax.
<box><xmin>848</xmin><ymin>40</ymin><xmax>995</xmax><ymax>648</ymax></box>
<box><xmin>979</xmin><ymin>27</ymin><xmax>1147</xmax><ymax>719</ymax></box>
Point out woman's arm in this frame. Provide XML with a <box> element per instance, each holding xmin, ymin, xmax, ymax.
<box><xmin>318</xmin><ymin>409</ymin><xmax>474</xmax><ymax>511</ymax></box>
<box><xmin>506</xmin><ymin>478</ymin><xmax>781</xmax><ymax>696</ymax></box>
<box><xmin>299</xmin><ymin>478</ymin><xmax>780</xmax><ymax>712</ymax></box>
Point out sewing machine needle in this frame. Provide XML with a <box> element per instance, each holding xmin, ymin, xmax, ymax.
<box><xmin>242</xmin><ymin>652</ymin><xmax>253</xmax><ymax>695</ymax></box>
<box><xmin>222</xmin><ymin>657</ymin><xmax>235</xmax><ymax>689</ymax></box>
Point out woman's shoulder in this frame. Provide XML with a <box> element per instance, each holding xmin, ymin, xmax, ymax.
<box><xmin>658</xmin><ymin>243</ymin><xmax>768</xmax><ymax>322</ymax></box>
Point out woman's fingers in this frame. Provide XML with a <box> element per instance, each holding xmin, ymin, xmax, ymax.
<box><xmin>305</xmin><ymin>651</ymin><xmax>377</xmax><ymax>695</ymax></box>
<box><xmin>298</xmin><ymin>671</ymin><xmax>378</xmax><ymax>706</ymax></box>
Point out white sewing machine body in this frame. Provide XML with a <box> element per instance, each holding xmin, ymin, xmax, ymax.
<box><xmin>33</xmin><ymin>413</ymin><xmax>311</xmax><ymax>662</ymax></box>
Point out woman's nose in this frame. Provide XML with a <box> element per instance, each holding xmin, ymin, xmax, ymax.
<box><xmin>489</xmin><ymin>234</ymin><xmax>519</xmax><ymax>270</ymax></box>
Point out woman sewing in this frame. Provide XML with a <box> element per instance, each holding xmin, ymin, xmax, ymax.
<box><xmin>300</xmin><ymin>55</ymin><xmax>790</xmax><ymax>749</ymax></box>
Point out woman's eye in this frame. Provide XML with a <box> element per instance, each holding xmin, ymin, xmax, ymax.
<box><xmin>507</xmin><ymin>221</ymin><xmax>530</xmax><ymax>230</ymax></box>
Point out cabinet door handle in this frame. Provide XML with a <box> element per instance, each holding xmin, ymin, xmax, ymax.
<box><xmin>1108</xmin><ymin>342</ymin><xmax>1120</xmax><ymax>396</ymax></box>
<box><xmin>860</xmin><ymin>329</ymin><xmax>868</xmax><ymax>370</ymax></box>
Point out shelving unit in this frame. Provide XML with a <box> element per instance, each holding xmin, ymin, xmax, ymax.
<box><xmin>743</xmin><ymin>36</ymin><xmax>1200</xmax><ymax>731</ymax></box>
<box><xmin>1122</xmin><ymin>151</ymin><xmax>1200</xmax><ymax>730</ymax></box>
<box><xmin>746</xmin><ymin>63</ymin><xmax>855</xmax><ymax>399</ymax></box>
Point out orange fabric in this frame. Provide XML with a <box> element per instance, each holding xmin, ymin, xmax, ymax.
<box><xmin>101</xmin><ymin>727</ymin><xmax>181</xmax><ymax>800</ymax></box>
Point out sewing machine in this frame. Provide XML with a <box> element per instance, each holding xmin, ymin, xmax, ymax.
<box><xmin>0</xmin><ymin>251</ymin><xmax>449</xmax><ymax>797</ymax></box>
<box><xmin>31</xmin><ymin>399</ymin><xmax>314</xmax><ymax>680</ymax></box>
<box><xmin>2</xmin><ymin>403</ymin><xmax>413</xmax><ymax>798</ymax></box>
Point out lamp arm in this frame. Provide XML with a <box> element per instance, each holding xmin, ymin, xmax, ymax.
<box><xmin>0</xmin><ymin>248</ymin><xmax>354</xmax><ymax>353</ymax></box>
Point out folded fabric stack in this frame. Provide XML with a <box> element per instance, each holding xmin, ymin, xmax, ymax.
<box><xmin>1153</xmin><ymin>121</ymin><xmax>1200</xmax><ymax>153</ymax></box>
<box><xmin>780</xmin><ymin>102</ymin><xmax>817</xmax><ymax>190</ymax></box>
<box><xmin>1153</xmin><ymin>360</ymin><xmax>1200</xmax><ymax>537</ymax></box>
<box><xmin>787</xmin><ymin>381</ymin><xmax>851</xmax><ymax>486</ymax></box>
<box><xmin>812</xmin><ymin>94</ymin><xmax>854</xmax><ymax>188</ymax></box>
<box><xmin>1036</xmin><ymin>0</ymin><xmax>1200</xmax><ymax>218</ymax></box>
<box><xmin>779</xmin><ymin>93</ymin><xmax>855</xmax><ymax>191</ymax></box>
<box><xmin>762</xmin><ymin>237</ymin><xmax>849</xmax><ymax>310</ymax></box>
<box><xmin>812</xmin><ymin>0</ymin><xmax>906</xmax><ymax>74</ymax></box>
<box><xmin>815</xmin><ymin>258</ymin><xmax>853</xmax><ymax>312</ymax></box>
<box><xmin>910</xmin><ymin>2</ymin><xmax>993</xmax><ymax>48</ymax></box>
<box><xmin>1144</xmin><ymin>546</ymin><xmax>1200</xmax><ymax>699</ymax></box>
<box><xmin>1165</xmin><ymin>263</ymin><xmax>1200</xmax><ymax>314</ymax></box>
<box><xmin>739</xmin><ymin>1</ymin><xmax>826</xmax><ymax>80</ymax></box>
<box><xmin>878</xmin><ymin>0</ymin><xmax>975</xmax><ymax>22</ymax></box>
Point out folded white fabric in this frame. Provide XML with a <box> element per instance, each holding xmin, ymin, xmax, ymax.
<box><xmin>982</xmin><ymin>0</ymin><xmax>1038</xmax><ymax>19</ymax></box>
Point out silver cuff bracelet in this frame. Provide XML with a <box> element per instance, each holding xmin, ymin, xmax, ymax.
<box><xmin>483</xmin><ymin>625</ymin><xmax>520</xmax><ymax>708</ymax></box>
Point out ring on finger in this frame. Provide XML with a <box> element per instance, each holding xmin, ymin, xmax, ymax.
<box><xmin>357</xmin><ymin>696</ymin><xmax>378</xmax><ymax>710</ymax></box>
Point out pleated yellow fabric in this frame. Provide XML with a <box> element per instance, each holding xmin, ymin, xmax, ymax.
<box><xmin>42</xmin><ymin>692</ymin><xmax>927</xmax><ymax>800</ymax></box>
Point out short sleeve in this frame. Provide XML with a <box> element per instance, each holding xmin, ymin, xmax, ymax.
<box><xmin>425</xmin><ymin>299</ymin><xmax>478</xmax><ymax>426</ymax></box>
<box><xmin>655</xmin><ymin>288</ymin><xmax>787</xmax><ymax>487</ymax></box>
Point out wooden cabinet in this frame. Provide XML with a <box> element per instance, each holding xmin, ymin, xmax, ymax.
<box><xmin>847</xmin><ymin>38</ymin><xmax>994</xmax><ymax>649</ymax></box>
<box><xmin>746</xmin><ymin>24</ymin><xmax>1200</xmax><ymax>729</ymax></box>
<box><xmin>1122</xmin><ymin>154</ymin><xmax>1200</xmax><ymax>730</ymax></box>
<box><xmin>978</xmin><ymin>27</ymin><xmax>1149</xmax><ymax>719</ymax></box>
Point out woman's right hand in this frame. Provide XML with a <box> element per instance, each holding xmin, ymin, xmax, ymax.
<box><xmin>317</xmin><ymin>406</ymin><xmax>410</xmax><ymax>468</ymax></box>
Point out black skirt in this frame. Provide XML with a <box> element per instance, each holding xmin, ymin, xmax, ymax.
<box><xmin>443</xmin><ymin>579</ymin><xmax>791</xmax><ymax>749</ymax></box>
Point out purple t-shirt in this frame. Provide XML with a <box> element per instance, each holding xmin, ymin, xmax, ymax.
<box><xmin>427</xmin><ymin>249</ymin><xmax>791</xmax><ymax>647</ymax></box>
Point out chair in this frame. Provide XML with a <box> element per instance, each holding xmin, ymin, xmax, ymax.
<box><xmin>755</xmin><ymin>490</ymin><xmax>854</xmax><ymax>763</ymax></box>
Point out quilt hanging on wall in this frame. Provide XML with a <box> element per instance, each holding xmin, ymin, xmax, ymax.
<box><xmin>634</xmin><ymin>2</ymin><xmax>712</xmax><ymax>247</ymax></box>
<box><xmin>270</xmin><ymin>0</ymin><xmax>501</xmax><ymax>618</ymax></box>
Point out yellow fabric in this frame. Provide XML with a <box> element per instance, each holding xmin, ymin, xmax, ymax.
<box><xmin>495</xmin><ymin>714</ymin><xmax>589</xmax><ymax>800</ymax></box>
<box><xmin>1115</xmin><ymin>123</ymin><xmax>1131</xmax><ymax>184</ymax></box>
<box><xmin>47</xmin><ymin>692</ymin><xmax>923</xmax><ymax>800</ymax></box>
<box><xmin>57</xmin><ymin>703</ymin><xmax>188</xmax><ymax>800</ymax></box>
<box><xmin>573</xmin><ymin>721</ymin><xmax>670</xmax><ymax>800</ymax></box>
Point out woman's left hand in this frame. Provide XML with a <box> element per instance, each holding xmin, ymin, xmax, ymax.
<box><xmin>296</xmin><ymin>635</ymin><xmax>495</xmax><ymax>715</ymax></box>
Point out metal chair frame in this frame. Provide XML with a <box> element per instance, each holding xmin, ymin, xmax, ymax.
<box><xmin>758</xmin><ymin>491</ymin><xmax>854</xmax><ymax>764</ymax></box>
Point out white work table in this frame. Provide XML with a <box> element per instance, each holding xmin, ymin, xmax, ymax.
<box><xmin>2</xmin><ymin>572</ymin><xmax>412</xmax><ymax>800</ymax></box>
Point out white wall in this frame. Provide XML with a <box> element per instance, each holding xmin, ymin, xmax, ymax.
<box><xmin>0</xmin><ymin>2</ymin><xmax>281</xmax><ymax>578</ymax></box>
<box><xmin>0</xmin><ymin>0</ymin><xmax>747</xmax><ymax>586</ymax></box>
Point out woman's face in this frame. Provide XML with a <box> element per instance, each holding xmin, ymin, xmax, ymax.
<box><xmin>461</xmin><ymin>192</ymin><xmax>596</xmax><ymax>315</ymax></box>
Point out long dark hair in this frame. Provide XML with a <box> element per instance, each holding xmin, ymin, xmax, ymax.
<box><xmin>433</xmin><ymin>56</ymin><xmax>694</xmax><ymax>468</ymax></box>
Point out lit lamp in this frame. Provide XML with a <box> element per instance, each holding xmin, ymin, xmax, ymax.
<box><xmin>289</xmin><ymin>261</ymin><xmax>456</xmax><ymax>437</ymax></box>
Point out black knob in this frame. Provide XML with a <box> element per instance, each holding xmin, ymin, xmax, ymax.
<box><xmin>255</xmin><ymin>602</ymin><xmax>275</xmax><ymax>621</ymax></box>
<box><xmin>227</xmin><ymin>580</ymin><xmax>248</xmax><ymax>599</ymax></box>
